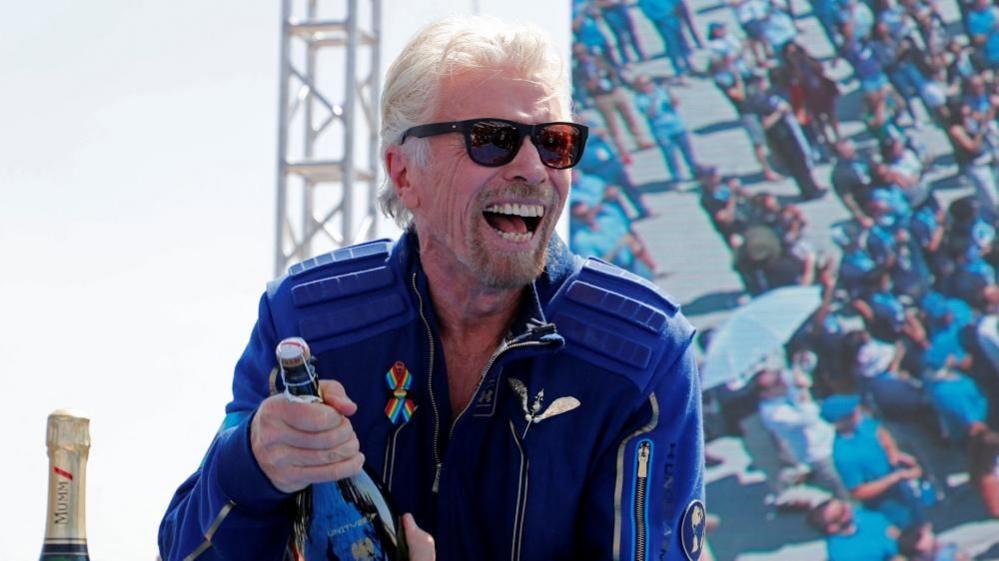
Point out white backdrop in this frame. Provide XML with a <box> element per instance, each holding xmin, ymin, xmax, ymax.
<box><xmin>0</xmin><ymin>1</ymin><xmax>569</xmax><ymax>558</ymax></box>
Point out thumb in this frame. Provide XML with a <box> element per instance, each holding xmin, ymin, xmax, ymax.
<box><xmin>318</xmin><ymin>379</ymin><xmax>358</xmax><ymax>416</ymax></box>
<box><xmin>403</xmin><ymin>513</ymin><xmax>436</xmax><ymax>561</ymax></box>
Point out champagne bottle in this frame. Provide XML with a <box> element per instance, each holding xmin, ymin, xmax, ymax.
<box><xmin>40</xmin><ymin>410</ymin><xmax>91</xmax><ymax>561</ymax></box>
<box><xmin>276</xmin><ymin>338</ymin><xmax>409</xmax><ymax>561</ymax></box>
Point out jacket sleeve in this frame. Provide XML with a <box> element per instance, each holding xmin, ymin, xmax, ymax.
<box><xmin>579</xmin><ymin>336</ymin><xmax>706</xmax><ymax>561</ymax></box>
<box><xmin>159</xmin><ymin>293</ymin><xmax>296</xmax><ymax>561</ymax></box>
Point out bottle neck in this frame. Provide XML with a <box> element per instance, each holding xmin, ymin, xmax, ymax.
<box><xmin>43</xmin><ymin>447</ymin><xmax>88</xmax><ymax>543</ymax></box>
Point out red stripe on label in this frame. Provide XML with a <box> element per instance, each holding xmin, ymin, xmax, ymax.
<box><xmin>54</xmin><ymin>467</ymin><xmax>73</xmax><ymax>480</ymax></box>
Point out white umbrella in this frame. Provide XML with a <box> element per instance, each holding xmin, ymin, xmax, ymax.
<box><xmin>701</xmin><ymin>285</ymin><xmax>822</xmax><ymax>390</ymax></box>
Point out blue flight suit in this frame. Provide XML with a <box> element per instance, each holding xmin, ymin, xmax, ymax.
<box><xmin>159</xmin><ymin>232</ymin><xmax>705</xmax><ymax>561</ymax></box>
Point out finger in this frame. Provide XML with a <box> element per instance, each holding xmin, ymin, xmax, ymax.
<box><xmin>281</xmin><ymin>418</ymin><xmax>357</xmax><ymax>450</ymax></box>
<box><xmin>277</xmin><ymin>438</ymin><xmax>362</xmax><ymax>467</ymax></box>
<box><xmin>403</xmin><ymin>513</ymin><xmax>436</xmax><ymax>561</ymax></box>
<box><xmin>293</xmin><ymin>453</ymin><xmax>366</xmax><ymax>485</ymax></box>
<box><xmin>319</xmin><ymin>380</ymin><xmax>358</xmax><ymax>416</ymax></box>
<box><xmin>280</xmin><ymin>400</ymin><xmax>346</xmax><ymax>432</ymax></box>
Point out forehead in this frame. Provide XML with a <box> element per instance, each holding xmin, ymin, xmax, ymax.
<box><xmin>432</xmin><ymin>69</ymin><xmax>564</xmax><ymax>123</ymax></box>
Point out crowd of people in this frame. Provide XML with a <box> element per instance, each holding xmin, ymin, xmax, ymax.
<box><xmin>572</xmin><ymin>0</ymin><xmax>710</xmax><ymax>277</ymax></box>
<box><xmin>569</xmin><ymin>0</ymin><xmax>999</xmax><ymax>558</ymax></box>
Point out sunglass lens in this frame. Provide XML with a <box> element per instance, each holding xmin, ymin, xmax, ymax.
<box><xmin>469</xmin><ymin>121</ymin><xmax>520</xmax><ymax>166</ymax></box>
<box><xmin>535</xmin><ymin>124</ymin><xmax>583</xmax><ymax>169</ymax></box>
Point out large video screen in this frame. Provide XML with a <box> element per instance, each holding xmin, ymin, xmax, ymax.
<box><xmin>569</xmin><ymin>0</ymin><xmax>999</xmax><ymax>559</ymax></box>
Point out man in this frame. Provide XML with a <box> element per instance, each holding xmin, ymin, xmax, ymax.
<box><xmin>753</xmin><ymin>369</ymin><xmax>850</xmax><ymax>500</ymax></box>
<box><xmin>638</xmin><ymin>0</ymin><xmax>695</xmax><ymax>79</ymax></box>
<box><xmin>831</xmin><ymin>140</ymin><xmax>873</xmax><ymax>227</ymax></box>
<box><xmin>821</xmin><ymin>395</ymin><xmax>930</xmax><ymax>530</ymax></box>
<box><xmin>595</xmin><ymin>0</ymin><xmax>645</xmax><ymax>64</ymax></box>
<box><xmin>573</xmin><ymin>42</ymin><xmax>654</xmax><ymax>161</ymax></box>
<box><xmin>807</xmin><ymin>498</ymin><xmax>904</xmax><ymax>561</ymax></box>
<box><xmin>968</xmin><ymin>0</ymin><xmax>999</xmax><ymax>70</ymax></box>
<box><xmin>743</xmin><ymin>72</ymin><xmax>826</xmax><ymax>199</ymax></box>
<box><xmin>709</xmin><ymin>54</ymin><xmax>782</xmax><ymax>181</ymax></box>
<box><xmin>633</xmin><ymin>74</ymin><xmax>704</xmax><ymax>183</ymax></box>
<box><xmin>159</xmin><ymin>16</ymin><xmax>704</xmax><ymax>561</ymax></box>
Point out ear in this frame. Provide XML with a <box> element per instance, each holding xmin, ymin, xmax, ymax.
<box><xmin>385</xmin><ymin>145</ymin><xmax>419</xmax><ymax>211</ymax></box>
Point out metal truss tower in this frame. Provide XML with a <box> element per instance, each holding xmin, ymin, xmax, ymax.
<box><xmin>274</xmin><ymin>0</ymin><xmax>382</xmax><ymax>276</ymax></box>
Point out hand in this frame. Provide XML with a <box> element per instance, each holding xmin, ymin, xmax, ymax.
<box><xmin>894</xmin><ymin>452</ymin><xmax>918</xmax><ymax>468</ymax></box>
<box><xmin>251</xmin><ymin>380</ymin><xmax>363</xmax><ymax>493</ymax></box>
<box><xmin>403</xmin><ymin>513</ymin><xmax>436</xmax><ymax>561</ymax></box>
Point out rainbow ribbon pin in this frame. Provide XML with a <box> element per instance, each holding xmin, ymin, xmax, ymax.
<box><xmin>384</xmin><ymin>361</ymin><xmax>416</xmax><ymax>424</ymax></box>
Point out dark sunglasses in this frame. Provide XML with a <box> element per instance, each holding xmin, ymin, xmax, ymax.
<box><xmin>400</xmin><ymin>118</ymin><xmax>589</xmax><ymax>169</ymax></box>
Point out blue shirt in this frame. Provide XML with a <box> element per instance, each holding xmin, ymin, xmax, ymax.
<box><xmin>969</xmin><ymin>7</ymin><xmax>999</xmax><ymax>62</ymax></box>
<box><xmin>923</xmin><ymin>327</ymin><xmax>968</xmax><ymax>371</ymax></box>
<box><xmin>637</xmin><ymin>0</ymin><xmax>674</xmax><ymax>21</ymax></box>
<box><xmin>911</xmin><ymin>205</ymin><xmax>939</xmax><ymax>251</ymax></box>
<box><xmin>834</xmin><ymin>417</ymin><xmax>892</xmax><ymax>490</ymax></box>
<box><xmin>843</xmin><ymin>40</ymin><xmax>883</xmax><ymax>80</ymax></box>
<box><xmin>928</xmin><ymin>372</ymin><xmax>987</xmax><ymax>433</ymax></box>
<box><xmin>840</xmin><ymin>247</ymin><xmax>878</xmax><ymax>296</ymax></box>
<box><xmin>576</xmin><ymin>134</ymin><xmax>629</xmax><ymax>187</ymax></box>
<box><xmin>827</xmin><ymin>508</ymin><xmax>899</xmax><ymax>561</ymax></box>
<box><xmin>869</xmin><ymin>290</ymin><xmax>906</xmax><ymax>336</ymax></box>
<box><xmin>572</xmin><ymin>208</ymin><xmax>636</xmax><ymax>269</ymax></box>
<box><xmin>921</xmin><ymin>292</ymin><xmax>974</xmax><ymax>335</ymax></box>
<box><xmin>635</xmin><ymin>85</ymin><xmax>686</xmax><ymax>137</ymax></box>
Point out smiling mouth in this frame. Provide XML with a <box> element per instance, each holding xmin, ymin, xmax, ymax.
<box><xmin>482</xmin><ymin>203</ymin><xmax>544</xmax><ymax>243</ymax></box>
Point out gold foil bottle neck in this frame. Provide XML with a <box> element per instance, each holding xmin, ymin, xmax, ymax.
<box><xmin>42</xmin><ymin>409</ymin><xmax>91</xmax><ymax>552</ymax></box>
<box><xmin>47</xmin><ymin>410</ymin><xmax>91</xmax><ymax>454</ymax></box>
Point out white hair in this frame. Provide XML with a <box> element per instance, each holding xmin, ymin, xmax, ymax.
<box><xmin>378</xmin><ymin>15</ymin><xmax>571</xmax><ymax>228</ymax></box>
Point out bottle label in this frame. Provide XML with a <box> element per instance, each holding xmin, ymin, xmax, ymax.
<box><xmin>302</xmin><ymin>478</ymin><xmax>403</xmax><ymax>561</ymax></box>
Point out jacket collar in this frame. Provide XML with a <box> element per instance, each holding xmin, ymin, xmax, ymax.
<box><xmin>392</xmin><ymin>229</ymin><xmax>574</xmax><ymax>345</ymax></box>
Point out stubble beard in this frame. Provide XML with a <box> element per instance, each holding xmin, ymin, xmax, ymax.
<box><xmin>464</xmin><ymin>184</ymin><xmax>559</xmax><ymax>290</ymax></box>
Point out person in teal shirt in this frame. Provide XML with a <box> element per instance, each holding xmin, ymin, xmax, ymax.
<box><xmin>968</xmin><ymin>0</ymin><xmax>999</xmax><ymax>69</ymax></box>
<box><xmin>822</xmin><ymin>395</ymin><xmax>931</xmax><ymax>529</ymax></box>
<box><xmin>808</xmin><ymin>498</ymin><xmax>902</xmax><ymax>561</ymax></box>
<box><xmin>633</xmin><ymin>74</ymin><xmax>704</xmax><ymax>182</ymax></box>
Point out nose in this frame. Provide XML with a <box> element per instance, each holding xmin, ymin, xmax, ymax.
<box><xmin>501</xmin><ymin>134</ymin><xmax>548</xmax><ymax>185</ymax></box>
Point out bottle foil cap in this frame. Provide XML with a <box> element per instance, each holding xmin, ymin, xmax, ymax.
<box><xmin>47</xmin><ymin>410</ymin><xmax>91</xmax><ymax>451</ymax></box>
<box><xmin>276</xmin><ymin>337</ymin><xmax>312</xmax><ymax>369</ymax></box>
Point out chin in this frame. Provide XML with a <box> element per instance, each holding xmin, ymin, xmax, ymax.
<box><xmin>470</xmin><ymin>237</ymin><xmax>549</xmax><ymax>290</ymax></box>
<box><xmin>478</xmin><ymin>258</ymin><xmax>546</xmax><ymax>289</ymax></box>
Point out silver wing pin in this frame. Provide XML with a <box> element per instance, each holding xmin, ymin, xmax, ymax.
<box><xmin>507</xmin><ymin>378</ymin><xmax>530</xmax><ymax>418</ymax></box>
<box><xmin>533</xmin><ymin>397</ymin><xmax>582</xmax><ymax>423</ymax></box>
<box><xmin>509</xmin><ymin>378</ymin><xmax>582</xmax><ymax>438</ymax></box>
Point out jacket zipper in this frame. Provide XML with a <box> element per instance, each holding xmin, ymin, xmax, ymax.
<box><xmin>508</xmin><ymin>420</ymin><xmax>529</xmax><ymax>561</ymax></box>
<box><xmin>448</xmin><ymin>337</ymin><xmax>549</xmax><ymax>442</ymax></box>
<box><xmin>634</xmin><ymin>441</ymin><xmax>652</xmax><ymax>561</ymax></box>
<box><xmin>411</xmin><ymin>273</ymin><xmax>443</xmax><ymax>493</ymax></box>
<box><xmin>411</xmin><ymin>271</ymin><xmax>557</xmax><ymax>493</ymax></box>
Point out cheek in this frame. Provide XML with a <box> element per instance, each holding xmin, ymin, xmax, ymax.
<box><xmin>552</xmin><ymin>171</ymin><xmax>571</xmax><ymax>206</ymax></box>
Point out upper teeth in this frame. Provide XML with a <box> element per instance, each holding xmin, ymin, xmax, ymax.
<box><xmin>484</xmin><ymin>203</ymin><xmax>545</xmax><ymax>218</ymax></box>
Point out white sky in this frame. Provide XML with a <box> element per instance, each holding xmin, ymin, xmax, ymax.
<box><xmin>0</xmin><ymin>1</ymin><xmax>569</xmax><ymax>558</ymax></box>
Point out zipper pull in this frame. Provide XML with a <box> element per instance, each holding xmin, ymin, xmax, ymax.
<box><xmin>527</xmin><ymin>319</ymin><xmax>557</xmax><ymax>339</ymax></box>
<box><xmin>432</xmin><ymin>463</ymin><xmax>442</xmax><ymax>493</ymax></box>
<box><xmin>637</xmin><ymin>442</ymin><xmax>650</xmax><ymax>478</ymax></box>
